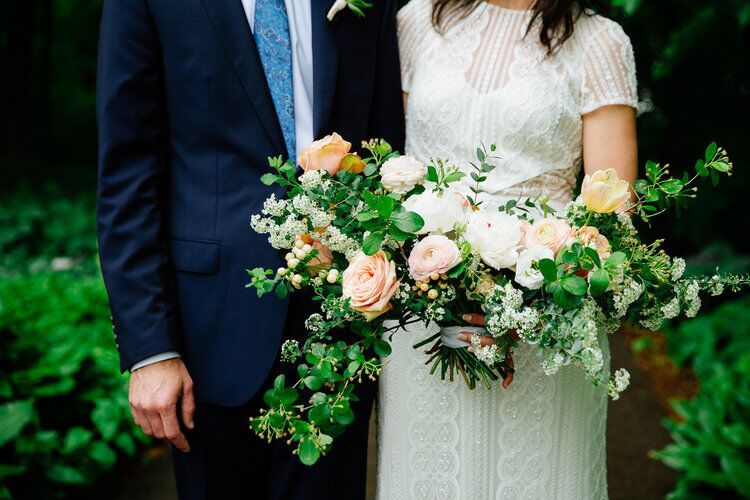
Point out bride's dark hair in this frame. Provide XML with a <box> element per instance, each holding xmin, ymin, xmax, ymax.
<box><xmin>431</xmin><ymin>0</ymin><xmax>610</xmax><ymax>54</ymax></box>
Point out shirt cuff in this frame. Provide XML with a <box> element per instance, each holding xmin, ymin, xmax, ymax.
<box><xmin>131</xmin><ymin>351</ymin><xmax>181</xmax><ymax>371</ymax></box>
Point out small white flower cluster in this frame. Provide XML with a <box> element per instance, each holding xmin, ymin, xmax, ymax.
<box><xmin>251</xmin><ymin>213</ymin><xmax>307</xmax><ymax>250</ymax></box>
<box><xmin>304</xmin><ymin>313</ymin><xmax>325</xmax><ymax>332</ymax></box>
<box><xmin>291</xmin><ymin>195</ymin><xmax>335</xmax><ymax>228</ymax></box>
<box><xmin>607</xmin><ymin>369</ymin><xmax>631</xmax><ymax>400</ymax></box>
<box><xmin>470</xmin><ymin>335</ymin><xmax>505</xmax><ymax>366</ymax></box>
<box><xmin>423</xmin><ymin>304</ymin><xmax>446</xmax><ymax>322</ymax></box>
<box><xmin>708</xmin><ymin>274</ymin><xmax>725</xmax><ymax>296</ymax></box>
<box><xmin>670</xmin><ymin>257</ymin><xmax>686</xmax><ymax>281</ymax></box>
<box><xmin>681</xmin><ymin>280</ymin><xmax>701</xmax><ymax>317</ymax></box>
<box><xmin>660</xmin><ymin>296</ymin><xmax>681</xmax><ymax>320</ymax></box>
<box><xmin>391</xmin><ymin>282</ymin><xmax>413</xmax><ymax>304</ymax></box>
<box><xmin>485</xmin><ymin>283</ymin><xmax>539</xmax><ymax>340</ymax></box>
<box><xmin>612</xmin><ymin>278</ymin><xmax>644</xmax><ymax>319</ymax></box>
<box><xmin>321</xmin><ymin>295</ymin><xmax>356</xmax><ymax>322</ymax></box>
<box><xmin>298</xmin><ymin>170</ymin><xmax>330</xmax><ymax>191</ymax></box>
<box><xmin>319</xmin><ymin>225</ymin><xmax>360</xmax><ymax>260</ymax></box>
<box><xmin>280</xmin><ymin>339</ymin><xmax>302</xmax><ymax>362</ymax></box>
<box><xmin>261</xmin><ymin>194</ymin><xmax>288</xmax><ymax>217</ymax></box>
<box><xmin>639</xmin><ymin>306</ymin><xmax>664</xmax><ymax>332</ymax></box>
<box><xmin>563</xmin><ymin>196</ymin><xmax>589</xmax><ymax>220</ymax></box>
<box><xmin>542</xmin><ymin>352</ymin><xmax>566</xmax><ymax>376</ymax></box>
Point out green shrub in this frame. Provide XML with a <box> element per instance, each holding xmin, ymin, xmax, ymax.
<box><xmin>655</xmin><ymin>296</ymin><xmax>750</xmax><ymax>499</ymax></box>
<box><xmin>0</xmin><ymin>186</ymin><xmax>98</xmax><ymax>275</ymax></box>
<box><xmin>0</xmin><ymin>271</ymin><xmax>147</xmax><ymax>498</ymax></box>
<box><xmin>0</xmin><ymin>187</ymin><xmax>148</xmax><ymax>497</ymax></box>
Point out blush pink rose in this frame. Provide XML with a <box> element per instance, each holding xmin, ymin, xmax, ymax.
<box><xmin>342</xmin><ymin>250</ymin><xmax>399</xmax><ymax>321</ymax></box>
<box><xmin>524</xmin><ymin>217</ymin><xmax>572</xmax><ymax>255</ymax></box>
<box><xmin>297</xmin><ymin>133</ymin><xmax>352</xmax><ymax>176</ymax></box>
<box><xmin>408</xmin><ymin>235</ymin><xmax>462</xmax><ymax>281</ymax></box>
<box><xmin>576</xmin><ymin>226</ymin><xmax>612</xmax><ymax>259</ymax></box>
<box><xmin>308</xmin><ymin>239</ymin><xmax>334</xmax><ymax>271</ymax></box>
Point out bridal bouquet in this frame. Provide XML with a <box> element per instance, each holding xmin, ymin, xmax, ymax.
<box><xmin>247</xmin><ymin>135</ymin><xmax>748</xmax><ymax>464</ymax></box>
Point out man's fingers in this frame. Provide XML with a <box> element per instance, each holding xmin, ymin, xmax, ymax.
<box><xmin>161</xmin><ymin>411</ymin><xmax>190</xmax><ymax>452</ymax></box>
<box><xmin>147</xmin><ymin>411</ymin><xmax>167</xmax><ymax>440</ymax></box>
<box><xmin>136</xmin><ymin>410</ymin><xmax>155</xmax><ymax>437</ymax></box>
<box><xmin>462</xmin><ymin>313</ymin><xmax>486</xmax><ymax>326</ymax></box>
<box><xmin>181</xmin><ymin>380</ymin><xmax>196</xmax><ymax>430</ymax></box>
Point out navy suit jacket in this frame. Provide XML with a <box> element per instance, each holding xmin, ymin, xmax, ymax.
<box><xmin>96</xmin><ymin>0</ymin><xmax>405</xmax><ymax>406</ymax></box>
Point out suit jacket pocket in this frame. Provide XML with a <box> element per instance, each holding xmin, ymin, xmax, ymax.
<box><xmin>169</xmin><ymin>237</ymin><xmax>221</xmax><ymax>275</ymax></box>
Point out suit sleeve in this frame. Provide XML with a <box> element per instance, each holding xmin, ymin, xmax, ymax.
<box><xmin>96</xmin><ymin>0</ymin><xmax>181</xmax><ymax>372</ymax></box>
<box><xmin>368</xmin><ymin>0</ymin><xmax>406</xmax><ymax>152</ymax></box>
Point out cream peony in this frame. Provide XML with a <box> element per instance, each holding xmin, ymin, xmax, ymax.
<box><xmin>464</xmin><ymin>210</ymin><xmax>523</xmax><ymax>270</ymax></box>
<box><xmin>408</xmin><ymin>235</ymin><xmax>462</xmax><ymax>281</ymax></box>
<box><xmin>379</xmin><ymin>155</ymin><xmax>427</xmax><ymax>194</ymax></box>
<box><xmin>342</xmin><ymin>251</ymin><xmax>399</xmax><ymax>321</ymax></box>
<box><xmin>514</xmin><ymin>245</ymin><xmax>554</xmax><ymax>290</ymax></box>
<box><xmin>401</xmin><ymin>189</ymin><xmax>468</xmax><ymax>235</ymax></box>
<box><xmin>297</xmin><ymin>133</ymin><xmax>352</xmax><ymax>176</ymax></box>
<box><xmin>524</xmin><ymin>216</ymin><xmax>573</xmax><ymax>255</ymax></box>
<box><xmin>581</xmin><ymin>168</ymin><xmax>630</xmax><ymax>213</ymax></box>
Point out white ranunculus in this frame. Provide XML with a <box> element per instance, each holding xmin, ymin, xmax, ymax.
<box><xmin>402</xmin><ymin>189</ymin><xmax>468</xmax><ymax>235</ymax></box>
<box><xmin>514</xmin><ymin>245</ymin><xmax>554</xmax><ymax>290</ymax></box>
<box><xmin>379</xmin><ymin>155</ymin><xmax>427</xmax><ymax>194</ymax></box>
<box><xmin>464</xmin><ymin>210</ymin><xmax>523</xmax><ymax>270</ymax></box>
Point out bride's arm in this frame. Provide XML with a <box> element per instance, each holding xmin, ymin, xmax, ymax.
<box><xmin>582</xmin><ymin>105</ymin><xmax>638</xmax><ymax>185</ymax></box>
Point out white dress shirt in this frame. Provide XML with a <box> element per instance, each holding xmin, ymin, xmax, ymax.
<box><xmin>132</xmin><ymin>0</ymin><xmax>314</xmax><ymax>371</ymax></box>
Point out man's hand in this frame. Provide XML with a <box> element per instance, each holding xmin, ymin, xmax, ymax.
<box><xmin>458</xmin><ymin>313</ymin><xmax>516</xmax><ymax>390</ymax></box>
<box><xmin>129</xmin><ymin>358</ymin><xmax>195</xmax><ymax>452</ymax></box>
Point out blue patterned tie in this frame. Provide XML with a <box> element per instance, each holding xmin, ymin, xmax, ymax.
<box><xmin>255</xmin><ymin>0</ymin><xmax>296</xmax><ymax>159</ymax></box>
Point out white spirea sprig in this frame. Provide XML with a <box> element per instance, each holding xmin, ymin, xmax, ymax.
<box><xmin>608</xmin><ymin>369</ymin><xmax>631</xmax><ymax>400</ymax></box>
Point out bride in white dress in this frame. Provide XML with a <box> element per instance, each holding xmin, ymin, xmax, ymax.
<box><xmin>378</xmin><ymin>0</ymin><xmax>638</xmax><ymax>498</ymax></box>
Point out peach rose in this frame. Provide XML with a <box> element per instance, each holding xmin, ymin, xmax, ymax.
<box><xmin>297</xmin><ymin>133</ymin><xmax>352</xmax><ymax>176</ymax></box>
<box><xmin>308</xmin><ymin>239</ymin><xmax>334</xmax><ymax>270</ymax></box>
<box><xmin>581</xmin><ymin>169</ymin><xmax>630</xmax><ymax>213</ymax></box>
<box><xmin>576</xmin><ymin>226</ymin><xmax>612</xmax><ymax>259</ymax></box>
<box><xmin>524</xmin><ymin>217</ymin><xmax>572</xmax><ymax>255</ymax></box>
<box><xmin>342</xmin><ymin>251</ymin><xmax>399</xmax><ymax>321</ymax></box>
<box><xmin>408</xmin><ymin>235</ymin><xmax>462</xmax><ymax>281</ymax></box>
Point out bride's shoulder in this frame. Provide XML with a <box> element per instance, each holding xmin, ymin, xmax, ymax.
<box><xmin>397</xmin><ymin>0</ymin><xmax>434</xmax><ymax>32</ymax></box>
<box><xmin>572</xmin><ymin>12</ymin><xmax>632</xmax><ymax>50</ymax></box>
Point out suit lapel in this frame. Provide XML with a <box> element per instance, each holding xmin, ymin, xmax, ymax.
<box><xmin>200</xmin><ymin>0</ymin><xmax>286</xmax><ymax>155</ymax></box>
<box><xmin>311</xmin><ymin>0</ymin><xmax>339</xmax><ymax>138</ymax></box>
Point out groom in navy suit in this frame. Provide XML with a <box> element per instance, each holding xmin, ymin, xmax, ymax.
<box><xmin>96</xmin><ymin>0</ymin><xmax>404</xmax><ymax>498</ymax></box>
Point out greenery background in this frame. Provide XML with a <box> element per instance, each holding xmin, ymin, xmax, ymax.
<box><xmin>0</xmin><ymin>0</ymin><xmax>748</xmax><ymax>498</ymax></box>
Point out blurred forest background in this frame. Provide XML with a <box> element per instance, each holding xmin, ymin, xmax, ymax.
<box><xmin>1</xmin><ymin>0</ymin><xmax>749</xmax><ymax>498</ymax></box>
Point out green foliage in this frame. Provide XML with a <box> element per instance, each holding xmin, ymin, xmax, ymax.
<box><xmin>0</xmin><ymin>186</ymin><xmax>98</xmax><ymax>275</ymax></box>
<box><xmin>654</xmin><ymin>296</ymin><xmax>750</xmax><ymax>499</ymax></box>
<box><xmin>0</xmin><ymin>188</ymin><xmax>147</xmax><ymax>497</ymax></box>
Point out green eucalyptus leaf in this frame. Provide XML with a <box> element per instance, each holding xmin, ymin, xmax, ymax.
<box><xmin>362</xmin><ymin>232</ymin><xmax>385</xmax><ymax>256</ymax></box>
<box><xmin>299</xmin><ymin>438</ymin><xmax>321</xmax><ymax>466</ymax></box>
<box><xmin>705</xmin><ymin>142</ymin><xmax>718</xmax><ymax>162</ymax></box>
<box><xmin>562</xmin><ymin>275</ymin><xmax>588</xmax><ymax>296</ymax></box>
<box><xmin>391</xmin><ymin>211</ymin><xmax>425</xmax><ymax>234</ymax></box>
<box><xmin>539</xmin><ymin>259</ymin><xmax>559</xmax><ymax>283</ymax></box>
<box><xmin>589</xmin><ymin>268</ymin><xmax>610</xmax><ymax>296</ymax></box>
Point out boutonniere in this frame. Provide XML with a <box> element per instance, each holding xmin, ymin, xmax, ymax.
<box><xmin>327</xmin><ymin>0</ymin><xmax>373</xmax><ymax>22</ymax></box>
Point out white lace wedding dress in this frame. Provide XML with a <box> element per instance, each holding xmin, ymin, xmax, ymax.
<box><xmin>377</xmin><ymin>1</ymin><xmax>637</xmax><ymax>498</ymax></box>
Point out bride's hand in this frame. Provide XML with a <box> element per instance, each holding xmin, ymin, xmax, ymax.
<box><xmin>457</xmin><ymin>313</ymin><xmax>516</xmax><ymax>389</ymax></box>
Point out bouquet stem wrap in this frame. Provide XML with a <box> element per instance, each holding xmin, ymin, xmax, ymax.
<box><xmin>440</xmin><ymin>326</ymin><xmax>479</xmax><ymax>349</ymax></box>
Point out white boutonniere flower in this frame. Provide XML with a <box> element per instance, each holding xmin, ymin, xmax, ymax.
<box><xmin>327</xmin><ymin>0</ymin><xmax>373</xmax><ymax>22</ymax></box>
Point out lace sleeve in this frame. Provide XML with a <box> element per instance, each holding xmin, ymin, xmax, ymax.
<box><xmin>579</xmin><ymin>20</ymin><xmax>638</xmax><ymax>115</ymax></box>
<box><xmin>397</xmin><ymin>0</ymin><xmax>432</xmax><ymax>93</ymax></box>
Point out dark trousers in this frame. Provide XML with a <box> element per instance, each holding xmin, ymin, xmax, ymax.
<box><xmin>172</xmin><ymin>292</ymin><xmax>375</xmax><ymax>499</ymax></box>
<box><xmin>172</xmin><ymin>381</ymin><xmax>374</xmax><ymax>500</ymax></box>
